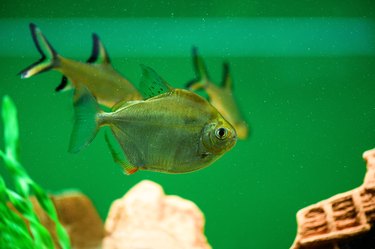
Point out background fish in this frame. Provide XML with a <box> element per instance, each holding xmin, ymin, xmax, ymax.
<box><xmin>186</xmin><ymin>47</ymin><xmax>249</xmax><ymax>139</ymax></box>
<box><xmin>19</xmin><ymin>23</ymin><xmax>142</xmax><ymax>108</ymax></box>
<box><xmin>69</xmin><ymin>65</ymin><xmax>237</xmax><ymax>175</ymax></box>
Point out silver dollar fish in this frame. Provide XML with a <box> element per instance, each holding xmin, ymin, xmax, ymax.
<box><xmin>187</xmin><ymin>47</ymin><xmax>249</xmax><ymax>139</ymax></box>
<box><xmin>19</xmin><ymin>23</ymin><xmax>142</xmax><ymax>108</ymax></box>
<box><xmin>70</xmin><ymin>65</ymin><xmax>237</xmax><ymax>175</ymax></box>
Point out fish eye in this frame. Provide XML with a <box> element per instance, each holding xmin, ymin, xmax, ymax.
<box><xmin>215</xmin><ymin>127</ymin><xmax>228</xmax><ymax>140</ymax></box>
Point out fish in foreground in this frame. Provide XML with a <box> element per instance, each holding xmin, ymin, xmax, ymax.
<box><xmin>69</xmin><ymin>65</ymin><xmax>237</xmax><ymax>174</ymax></box>
<box><xmin>186</xmin><ymin>47</ymin><xmax>249</xmax><ymax>139</ymax></box>
<box><xmin>19</xmin><ymin>23</ymin><xmax>142</xmax><ymax>108</ymax></box>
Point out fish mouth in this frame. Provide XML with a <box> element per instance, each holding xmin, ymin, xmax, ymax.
<box><xmin>230</xmin><ymin>131</ymin><xmax>238</xmax><ymax>148</ymax></box>
<box><xmin>232</xmin><ymin>129</ymin><xmax>238</xmax><ymax>141</ymax></box>
<box><xmin>230</xmin><ymin>136</ymin><xmax>237</xmax><ymax>149</ymax></box>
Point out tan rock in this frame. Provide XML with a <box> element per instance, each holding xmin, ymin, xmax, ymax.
<box><xmin>291</xmin><ymin>148</ymin><xmax>375</xmax><ymax>249</ymax></box>
<box><xmin>103</xmin><ymin>180</ymin><xmax>211</xmax><ymax>249</ymax></box>
<box><xmin>51</xmin><ymin>192</ymin><xmax>104</xmax><ymax>249</ymax></box>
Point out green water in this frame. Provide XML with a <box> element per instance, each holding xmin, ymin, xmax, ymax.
<box><xmin>1</xmin><ymin>1</ymin><xmax>375</xmax><ymax>249</ymax></box>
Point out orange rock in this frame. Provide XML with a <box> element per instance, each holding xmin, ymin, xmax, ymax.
<box><xmin>103</xmin><ymin>180</ymin><xmax>211</xmax><ymax>249</ymax></box>
<box><xmin>291</xmin><ymin>148</ymin><xmax>375</xmax><ymax>249</ymax></box>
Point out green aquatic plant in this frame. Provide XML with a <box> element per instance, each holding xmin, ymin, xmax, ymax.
<box><xmin>0</xmin><ymin>96</ymin><xmax>70</xmax><ymax>249</ymax></box>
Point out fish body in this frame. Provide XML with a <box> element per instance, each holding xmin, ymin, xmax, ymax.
<box><xmin>70</xmin><ymin>66</ymin><xmax>237</xmax><ymax>174</ymax></box>
<box><xmin>57</xmin><ymin>56</ymin><xmax>141</xmax><ymax>107</ymax></box>
<box><xmin>187</xmin><ymin>48</ymin><xmax>249</xmax><ymax>139</ymax></box>
<box><xmin>20</xmin><ymin>23</ymin><xmax>142</xmax><ymax>108</ymax></box>
<box><xmin>104</xmin><ymin>89</ymin><xmax>235</xmax><ymax>173</ymax></box>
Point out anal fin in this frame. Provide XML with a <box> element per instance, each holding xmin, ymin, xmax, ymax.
<box><xmin>104</xmin><ymin>132</ymin><xmax>138</xmax><ymax>175</ymax></box>
<box><xmin>55</xmin><ymin>76</ymin><xmax>73</xmax><ymax>92</ymax></box>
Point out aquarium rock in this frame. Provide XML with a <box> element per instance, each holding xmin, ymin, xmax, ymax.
<box><xmin>103</xmin><ymin>180</ymin><xmax>211</xmax><ymax>249</ymax></box>
<box><xmin>291</xmin><ymin>148</ymin><xmax>375</xmax><ymax>249</ymax></box>
<box><xmin>51</xmin><ymin>192</ymin><xmax>104</xmax><ymax>249</ymax></box>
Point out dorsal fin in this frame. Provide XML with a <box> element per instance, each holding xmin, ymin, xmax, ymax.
<box><xmin>221</xmin><ymin>62</ymin><xmax>233</xmax><ymax>90</ymax></box>
<box><xmin>87</xmin><ymin>33</ymin><xmax>111</xmax><ymax>65</ymax></box>
<box><xmin>185</xmin><ymin>47</ymin><xmax>210</xmax><ymax>91</ymax></box>
<box><xmin>139</xmin><ymin>65</ymin><xmax>174</xmax><ymax>99</ymax></box>
<box><xmin>192</xmin><ymin>46</ymin><xmax>210</xmax><ymax>82</ymax></box>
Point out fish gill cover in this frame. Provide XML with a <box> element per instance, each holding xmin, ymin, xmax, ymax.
<box><xmin>0</xmin><ymin>96</ymin><xmax>70</xmax><ymax>249</ymax></box>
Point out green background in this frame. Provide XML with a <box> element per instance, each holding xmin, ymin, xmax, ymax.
<box><xmin>1</xmin><ymin>1</ymin><xmax>375</xmax><ymax>248</ymax></box>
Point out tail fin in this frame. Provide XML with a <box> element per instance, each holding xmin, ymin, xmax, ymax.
<box><xmin>19</xmin><ymin>23</ymin><xmax>59</xmax><ymax>79</ymax></box>
<box><xmin>186</xmin><ymin>47</ymin><xmax>210</xmax><ymax>91</ymax></box>
<box><xmin>69</xmin><ymin>87</ymin><xmax>101</xmax><ymax>153</ymax></box>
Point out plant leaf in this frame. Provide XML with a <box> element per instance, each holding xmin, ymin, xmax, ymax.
<box><xmin>2</xmin><ymin>96</ymin><xmax>19</xmax><ymax>161</ymax></box>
